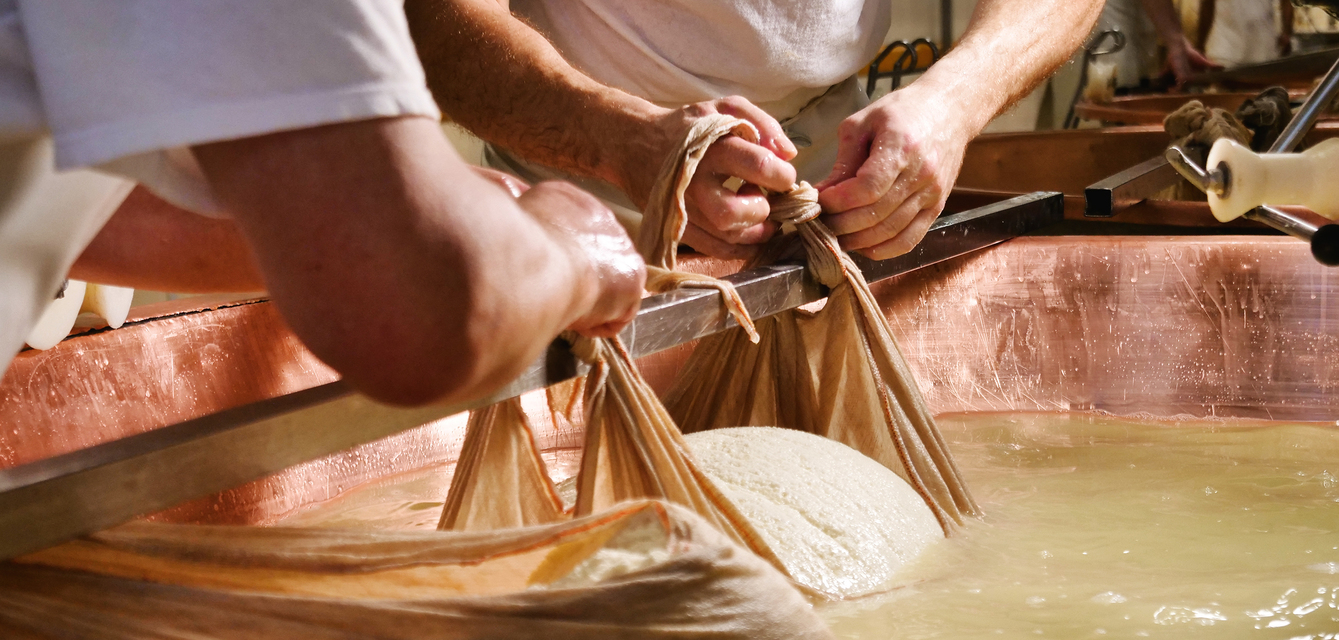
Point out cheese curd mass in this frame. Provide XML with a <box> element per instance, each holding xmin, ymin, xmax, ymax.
<box><xmin>685</xmin><ymin>427</ymin><xmax>943</xmax><ymax>598</ymax></box>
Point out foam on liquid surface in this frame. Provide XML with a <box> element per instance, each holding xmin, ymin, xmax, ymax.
<box><xmin>821</xmin><ymin>413</ymin><xmax>1339</xmax><ymax>638</ymax></box>
<box><xmin>277</xmin><ymin>413</ymin><xmax>1339</xmax><ymax>637</ymax></box>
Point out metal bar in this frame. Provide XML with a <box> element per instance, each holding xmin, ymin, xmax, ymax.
<box><xmin>1187</xmin><ymin>47</ymin><xmax>1339</xmax><ymax>88</ymax></box>
<box><xmin>940</xmin><ymin>0</ymin><xmax>952</xmax><ymax>49</ymax></box>
<box><xmin>0</xmin><ymin>192</ymin><xmax>1062</xmax><ymax>561</ymax></box>
<box><xmin>1271</xmin><ymin>57</ymin><xmax>1339</xmax><ymax>153</ymax></box>
<box><xmin>1084</xmin><ymin>156</ymin><xmax>1183</xmax><ymax>217</ymax></box>
<box><xmin>1244</xmin><ymin>206</ymin><xmax>1322</xmax><ymax>240</ymax></box>
<box><xmin>1089</xmin><ymin>52</ymin><xmax>1339</xmax><ymax>219</ymax></box>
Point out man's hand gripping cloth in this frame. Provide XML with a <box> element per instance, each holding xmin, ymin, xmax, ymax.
<box><xmin>436</xmin><ymin>114</ymin><xmax>976</xmax><ymax>599</ymax></box>
<box><xmin>2</xmin><ymin>501</ymin><xmax>831</xmax><ymax>640</ymax></box>
<box><xmin>659</xmin><ymin>116</ymin><xmax>980</xmax><ymax>534</ymax></box>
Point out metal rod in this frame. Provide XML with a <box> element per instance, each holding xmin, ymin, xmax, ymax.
<box><xmin>1271</xmin><ymin>56</ymin><xmax>1339</xmax><ymax>153</ymax></box>
<box><xmin>940</xmin><ymin>0</ymin><xmax>952</xmax><ymax>49</ymax></box>
<box><xmin>1245</xmin><ymin>206</ymin><xmax>1322</xmax><ymax>240</ymax></box>
<box><xmin>1084</xmin><ymin>156</ymin><xmax>1182</xmax><ymax>217</ymax></box>
<box><xmin>0</xmin><ymin>192</ymin><xmax>1064</xmax><ymax>561</ymax></box>
<box><xmin>1095</xmin><ymin>55</ymin><xmax>1339</xmax><ymax>220</ymax></box>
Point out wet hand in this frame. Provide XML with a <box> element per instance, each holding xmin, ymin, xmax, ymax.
<box><xmin>1166</xmin><ymin>36</ymin><xmax>1221</xmax><ymax>90</ymax></box>
<box><xmin>518</xmin><ymin>181</ymin><xmax>646</xmax><ymax>338</ymax></box>
<box><xmin>641</xmin><ymin>97</ymin><xmax>798</xmax><ymax>259</ymax></box>
<box><xmin>815</xmin><ymin>87</ymin><xmax>968</xmax><ymax>260</ymax></box>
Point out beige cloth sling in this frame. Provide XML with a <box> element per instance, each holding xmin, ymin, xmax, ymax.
<box><xmin>438</xmin><ymin>113</ymin><xmax>979</xmax><ymax>607</ymax></box>
<box><xmin>654</xmin><ymin>118</ymin><xmax>979</xmax><ymax>533</ymax></box>
<box><xmin>3</xmin><ymin>501</ymin><xmax>831</xmax><ymax>639</ymax></box>
<box><xmin>0</xmin><ymin>114</ymin><xmax>855</xmax><ymax>639</ymax></box>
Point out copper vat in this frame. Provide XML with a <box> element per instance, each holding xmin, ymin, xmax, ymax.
<box><xmin>1072</xmin><ymin>92</ymin><xmax>1315</xmax><ymax>126</ymax></box>
<box><xmin>3</xmin><ymin>233</ymin><xmax>1338</xmax><ymax>527</ymax></box>
<box><xmin>956</xmin><ymin>123</ymin><xmax>1339</xmax><ymax>225</ymax></box>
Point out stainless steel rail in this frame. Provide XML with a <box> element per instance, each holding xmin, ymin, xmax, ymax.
<box><xmin>0</xmin><ymin>192</ymin><xmax>1061</xmax><ymax>561</ymax></box>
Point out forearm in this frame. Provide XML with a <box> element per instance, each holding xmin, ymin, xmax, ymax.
<box><xmin>1198</xmin><ymin>0</ymin><xmax>1216</xmax><ymax>50</ymax></box>
<box><xmin>70</xmin><ymin>186</ymin><xmax>266</xmax><ymax>293</ymax></box>
<box><xmin>195</xmin><ymin>117</ymin><xmax>599</xmax><ymax>406</ymax></box>
<box><xmin>904</xmin><ymin>0</ymin><xmax>1102</xmax><ymax>136</ymax></box>
<box><xmin>405</xmin><ymin>0</ymin><xmax>666</xmax><ymax>198</ymax></box>
<box><xmin>1140</xmin><ymin>0</ymin><xmax>1190</xmax><ymax>51</ymax></box>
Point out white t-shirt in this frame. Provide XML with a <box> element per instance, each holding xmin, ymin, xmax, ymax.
<box><xmin>0</xmin><ymin>0</ymin><xmax>440</xmax><ymax>377</ymax></box>
<box><xmin>512</xmin><ymin>0</ymin><xmax>890</xmax><ymax>119</ymax></box>
<box><xmin>1205</xmin><ymin>0</ymin><xmax>1280</xmax><ymax>68</ymax></box>
<box><xmin>0</xmin><ymin>0</ymin><xmax>440</xmax><ymax>214</ymax></box>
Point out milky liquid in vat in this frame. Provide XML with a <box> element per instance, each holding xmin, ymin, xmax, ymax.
<box><xmin>279</xmin><ymin>413</ymin><xmax>1339</xmax><ymax>637</ymax></box>
<box><xmin>822</xmin><ymin>413</ymin><xmax>1339</xmax><ymax>639</ymax></box>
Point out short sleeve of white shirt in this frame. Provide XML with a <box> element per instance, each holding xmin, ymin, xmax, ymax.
<box><xmin>6</xmin><ymin>0</ymin><xmax>440</xmax><ymax>214</ymax></box>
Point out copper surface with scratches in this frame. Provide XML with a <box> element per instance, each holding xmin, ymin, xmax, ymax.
<box><xmin>3</xmin><ymin>238</ymin><xmax>1338</xmax><ymax>526</ymax></box>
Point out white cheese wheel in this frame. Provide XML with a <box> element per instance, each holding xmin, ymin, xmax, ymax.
<box><xmin>685</xmin><ymin>427</ymin><xmax>943</xmax><ymax>598</ymax></box>
<box><xmin>81</xmin><ymin>283</ymin><xmax>134</xmax><ymax>329</ymax></box>
<box><xmin>25</xmin><ymin>279</ymin><xmax>87</xmax><ymax>350</ymax></box>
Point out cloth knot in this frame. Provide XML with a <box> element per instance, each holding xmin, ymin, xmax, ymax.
<box><xmin>564</xmin><ymin>332</ymin><xmax>604</xmax><ymax>365</ymax></box>
<box><xmin>769</xmin><ymin>182</ymin><xmax>823</xmax><ymax>226</ymax></box>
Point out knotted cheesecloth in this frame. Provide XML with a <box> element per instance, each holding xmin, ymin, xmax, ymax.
<box><xmin>438</xmin><ymin>114</ymin><xmax>979</xmax><ymax>595</ymax></box>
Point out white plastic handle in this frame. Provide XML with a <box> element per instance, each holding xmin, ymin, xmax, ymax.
<box><xmin>1207</xmin><ymin>137</ymin><xmax>1339</xmax><ymax>223</ymax></box>
<box><xmin>81</xmin><ymin>283</ymin><xmax>134</xmax><ymax>329</ymax></box>
<box><xmin>24</xmin><ymin>280</ymin><xmax>87</xmax><ymax>350</ymax></box>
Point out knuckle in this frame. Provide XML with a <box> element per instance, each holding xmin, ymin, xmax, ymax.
<box><xmin>743</xmin><ymin>147</ymin><xmax>771</xmax><ymax>177</ymax></box>
<box><xmin>837</xmin><ymin>118</ymin><xmax>861</xmax><ymax>140</ymax></box>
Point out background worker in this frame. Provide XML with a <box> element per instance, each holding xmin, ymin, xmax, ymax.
<box><xmin>406</xmin><ymin>0</ymin><xmax>1104</xmax><ymax>261</ymax></box>
<box><xmin>1198</xmin><ymin>0</ymin><xmax>1295</xmax><ymax>68</ymax></box>
<box><xmin>0</xmin><ymin>0</ymin><xmax>645</xmax><ymax>405</ymax></box>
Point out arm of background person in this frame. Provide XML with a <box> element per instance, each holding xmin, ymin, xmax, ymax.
<box><xmin>70</xmin><ymin>186</ymin><xmax>267</xmax><ymax>293</ymax></box>
<box><xmin>815</xmin><ymin>0</ymin><xmax>1103</xmax><ymax>260</ymax></box>
<box><xmin>404</xmin><ymin>0</ymin><xmax>798</xmax><ymax>259</ymax></box>
<box><xmin>1279</xmin><ymin>0</ymin><xmax>1294</xmax><ymax>56</ymax></box>
<box><xmin>69</xmin><ymin>167</ymin><xmax>532</xmax><ymax>294</ymax></box>
<box><xmin>1197</xmin><ymin>0</ymin><xmax>1216</xmax><ymax>51</ymax></box>
<box><xmin>1140</xmin><ymin>0</ymin><xmax>1222</xmax><ymax>88</ymax></box>
<box><xmin>193</xmin><ymin>116</ymin><xmax>645</xmax><ymax>406</ymax></box>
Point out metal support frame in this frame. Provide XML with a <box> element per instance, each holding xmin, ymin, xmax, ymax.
<box><xmin>1161</xmin><ymin>56</ymin><xmax>1339</xmax><ymax>265</ymax></box>
<box><xmin>1064</xmin><ymin>30</ymin><xmax>1127</xmax><ymax>130</ymax></box>
<box><xmin>1086</xmin><ymin>53</ymin><xmax>1339</xmax><ymax>227</ymax></box>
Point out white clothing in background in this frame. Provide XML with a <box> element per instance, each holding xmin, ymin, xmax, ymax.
<box><xmin>5</xmin><ymin>0</ymin><xmax>439</xmax><ymax>214</ymax></box>
<box><xmin>511</xmin><ymin>0</ymin><xmax>890</xmax><ymax>119</ymax></box>
<box><xmin>0</xmin><ymin>0</ymin><xmax>440</xmax><ymax>377</ymax></box>
<box><xmin>1206</xmin><ymin>0</ymin><xmax>1281</xmax><ymax>67</ymax></box>
<box><xmin>1096</xmin><ymin>0</ymin><xmax>1161</xmax><ymax>88</ymax></box>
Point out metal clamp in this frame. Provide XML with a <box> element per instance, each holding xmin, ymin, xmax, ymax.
<box><xmin>866</xmin><ymin>39</ymin><xmax>940</xmax><ymax>97</ymax></box>
<box><xmin>1064</xmin><ymin>30</ymin><xmax>1127</xmax><ymax>129</ymax></box>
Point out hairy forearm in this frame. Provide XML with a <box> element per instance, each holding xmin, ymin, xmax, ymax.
<box><xmin>405</xmin><ymin>0</ymin><xmax>666</xmax><ymax>197</ymax></box>
<box><xmin>906</xmin><ymin>0</ymin><xmax>1103</xmax><ymax>136</ymax></box>
<box><xmin>195</xmin><ymin>117</ymin><xmax>596</xmax><ymax>406</ymax></box>
<box><xmin>1140</xmin><ymin>0</ymin><xmax>1189</xmax><ymax>50</ymax></box>
<box><xmin>70</xmin><ymin>186</ymin><xmax>266</xmax><ymax>293</ymax></box>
